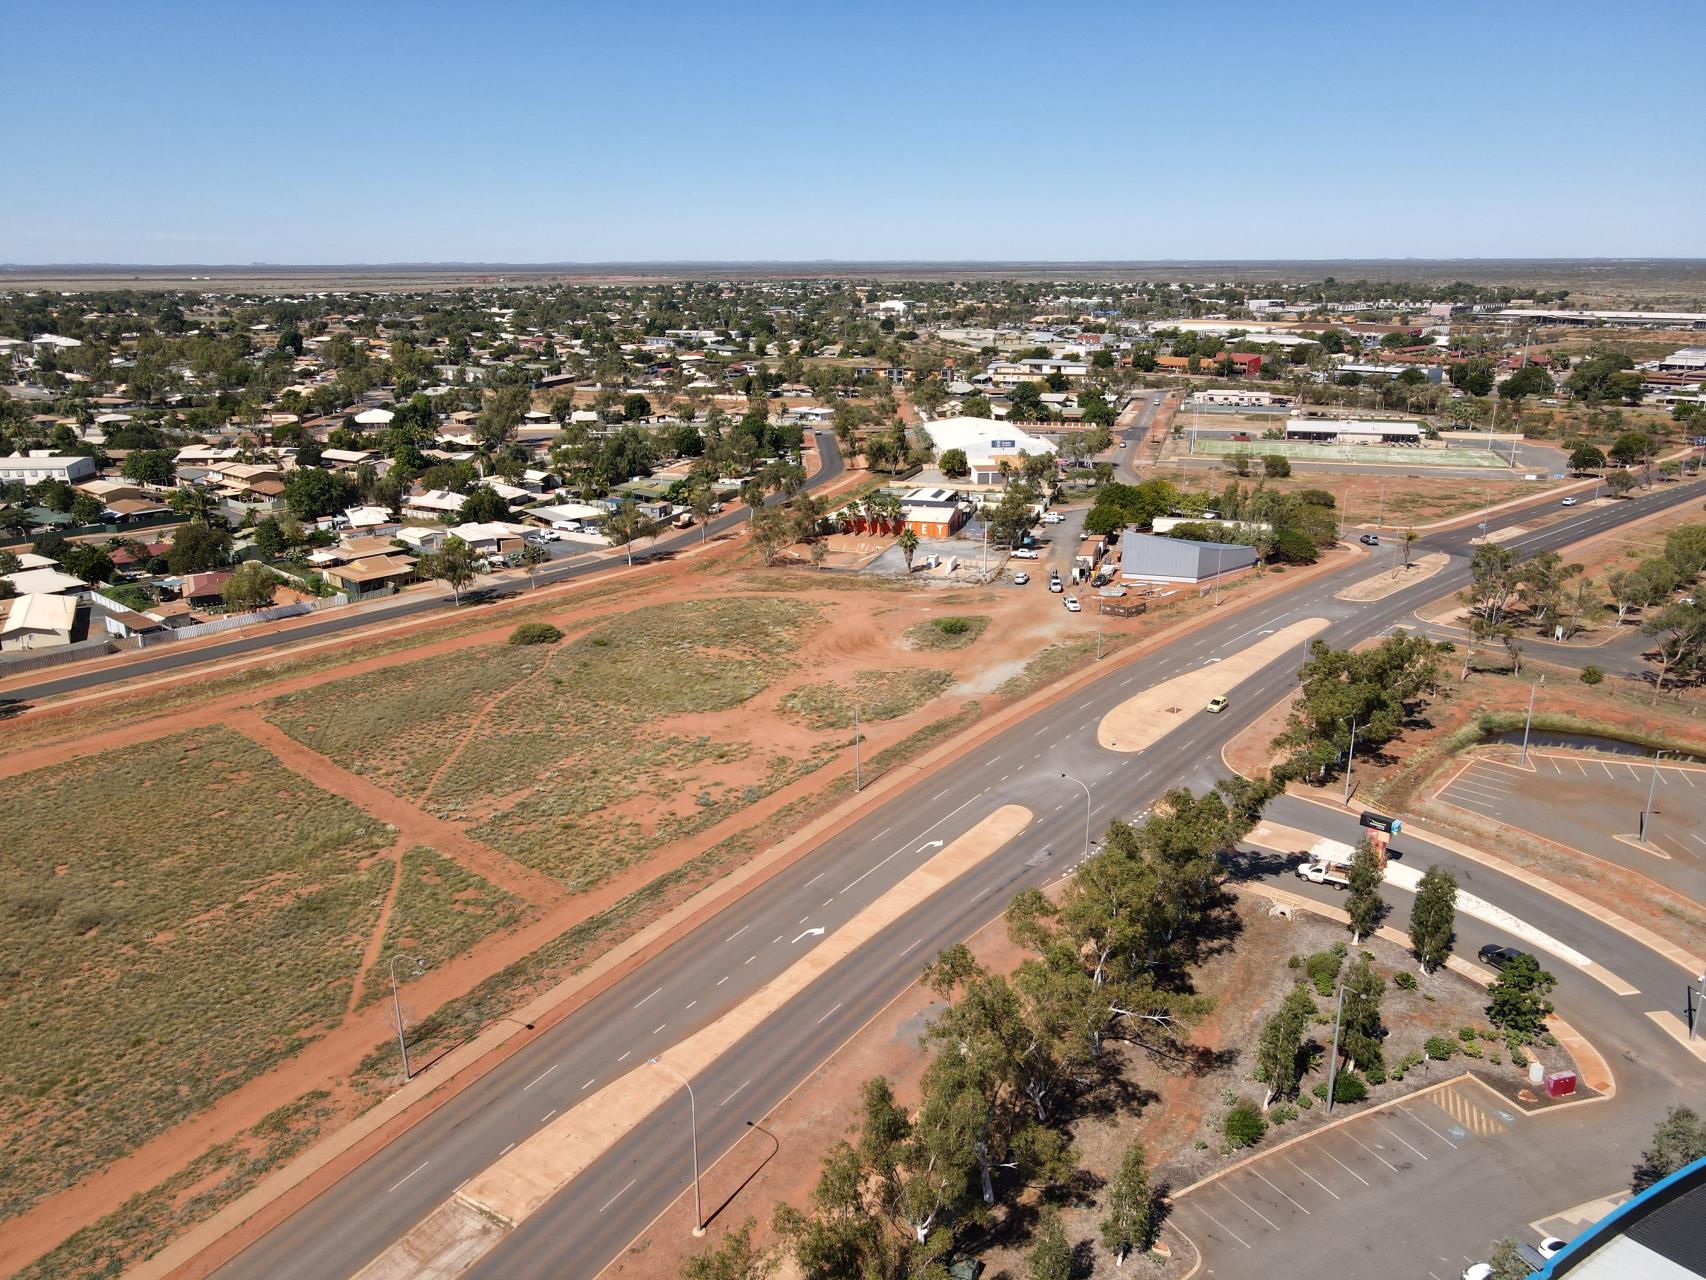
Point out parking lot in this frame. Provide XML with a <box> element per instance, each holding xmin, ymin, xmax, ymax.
<box><xmin>1433</xmin><ymin>752</ymin><xmax>1706</xmax><ymax>891</ymax></box>
<box><xmin>1173</xmin><ymin>1077</ymin><xmax>1531</xmax><ymax>1280</ymax></box>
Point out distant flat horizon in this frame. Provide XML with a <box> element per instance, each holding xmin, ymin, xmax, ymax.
<box><xmin>6</xmin><ymin>257</ymin><xmax>1706</xmax><ymax>272</ymax></box>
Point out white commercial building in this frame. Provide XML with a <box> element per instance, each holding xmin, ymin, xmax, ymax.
<box><xmin>0</xmin><ymin>452</ymin><xmax>97</xmax><ymax>484</ymax></box>
<box><xmin>926</xmin><ymin>416</ymin><xmax>1056</xmax><ymax>467</ymax></box>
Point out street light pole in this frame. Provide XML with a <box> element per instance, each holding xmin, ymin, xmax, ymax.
<box><xmin>1342</xmin><ymin>717</ymin><xmax>1359</xmax><ymax>805</ymax></box>
<box><xmin>1061</xmin><ymin>772</ymin><xmax>1091</xmax><ymax>859</ymax></box>
<box><xmin>1520</xmin><ymin>680</ymin><xmax>1537</xmax><ymax>766</ymax></box>
<box><xmin>1640</xmin><ymin>750</ymin><xmax>1669</xmax><ymax>845</ymax></box>
<box><xmin>1095</xmin><ymin>605</ymin><xmax>1103</xmax><ymax>661</ymax></box>
<box><xmin>1325</xmin><ymin>977</ymin><xmax>1347</xmax><ymax>1115</ymax></box>
<box><xmin>648</xmin><ymin>1058</ymin><xmax>705</xmax><ymax>1236</ymax></box>
<box><xmin>853</xmin><ymin>698</ymin><xmax>861</xmax><ymax>793</ymax></box>
<box><xmin>388</xmin><ymin>955</ymin><xmax>424</xmax><ymax>1081</ymax></box>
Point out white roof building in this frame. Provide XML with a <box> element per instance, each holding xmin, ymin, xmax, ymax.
<box><xmin>0</xmin><ymin>593</ymin><xmax>79</xmax><ymax>651</ymax></box>
<box><xmin>3</xmin><ymin>567</ymin><xmax>87</xmax><ymax>596</ymax></box>
<box><xmin>0</xmin><ymin>452</ymin><xmax>98</xmax><ymax>483</ymax></box>
<box><xmin>353</xmin><ymin>407</ymin><xmax>396</xmax><ymax>426</ymax></box>
<box><xmin>925</xmin><ymin>416</ymin><xmax>1056</xmax><ymax>465</ymax></box>
<box><xmin>401</xmin><ymin>489</ymin><xmax>467</xmax><ymax>517</ymax></box>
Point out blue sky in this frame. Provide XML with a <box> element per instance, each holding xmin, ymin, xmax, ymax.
<box><xmin>4</xmin><ymin>0</ymin><xmax>1701</xmax><ymax>264</ymax></box>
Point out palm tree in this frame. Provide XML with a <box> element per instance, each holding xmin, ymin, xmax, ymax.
<box><xmin>898</xmin><ymin>527</ymin><xmax>919</xmax><ymax>572</ymax></box>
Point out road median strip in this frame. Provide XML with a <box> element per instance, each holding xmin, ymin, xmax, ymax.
<box><xmin>350</xmin><ymin>804</ymin><xmax>1034</xmax><ymax>1280</ymax></box>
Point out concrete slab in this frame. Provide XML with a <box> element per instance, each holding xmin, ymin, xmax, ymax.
<box><xmin>1096</xmin><ymin>618</ymin><xmax>1329</xmax><ymax>752</ymax></box>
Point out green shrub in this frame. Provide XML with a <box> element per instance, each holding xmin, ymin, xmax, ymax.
<box><xmin>1306</xmin><ymin>942</ymin><xmax>1348</xmax><ymax>997</ymax></box>
<box><xmin>1364</xmin><ymin>1063</ymin><xmax>1387</xmax><ymax>1085</ymax></box>
<box><xmin>1460</xmin><ymin>1038</ymin><xmax>1483</xmax><ymax>1059</ymax></box>
<box><xmin>1390</xmin><ymin>1050</ymin><xmax>1424</xmax><ymax>1081</ymax></box>
<box><xmin>1508</xmin><ymin>1041</ymin><xmax>1528</xmax><ymax>1068</ymax></box>
<box><xmin>1287</xmin><ymin>954</ymin><xmax>1301</xmax><ymax>969</ymax></box>
<box><xmin>1424</xmin><ymin>1035</ymin><xmax>1457</xmax><ymax>1060</ymax></box>
<box><xmin>1268</xmin><ymin>1102</ymin><xmax>1298</xmax><ymax>1125</ymax></box>
<box><xmin>1580</xmin><ymin>665</ymin><xmax>1605</xmax><ymax>686</ymax></box>
<box><xmin>1459</xmin><ymin>1026</ymin><xmax>1478</xmax><ymax>1042</ymax></box>
<box><xmin>1223</xmin><ymin>1100</ymin><xmax>1267</xmax><ymax>1149</ymax></box>
<box><xmin>508</xmin><ymin>622</ymin><xmax>563</xmax><ymax>646</ymax></box>
<box><xmin>1297</xmin><ymin>1091</ymin><xmax>1314</xmax><ymax>1110</ymax></box>
<box><xmin>934</xmin><ymin>616</ymin><xmax>971</xmax><ymax>636</ymax></box>
<box><xmin>1393</xmin><ymin>971</ymin><xmax>1418</xmax><ymax>991</ymax></box>
<box><xmin>1312</xmin><ymin>1073</ymin><xmax>1368</xmax><ymax>1104</ymax></box>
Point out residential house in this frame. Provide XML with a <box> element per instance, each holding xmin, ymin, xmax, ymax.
<box><xmin>0</xmin><ymin>593</ymin><xmax>79</xmax><ymax>651</ymax></box>
<box><xmin>0</xmin><ymin>452</ymin><xmax>98</xmax><ymax>484</ymax></box>
<box><xmin>395</xmin><ymin>525</ymin><xmax>448</xmax><ymax>554</ymax></box>
<box><xmin>898</xmin><ymin>487</ymin><xmax>971</xmax><ymax>538</ymax></box>
<box><xmin>402</xmin><ymin>489</ymin><xmax>467</xmax><ymax>521</ymax></box>
<box><xmin>3</xmin><ymin>566</ymin><xmax>86</xmax><ymax>596</ymax></box>
<box><xmin>322</xmin><ymin>554</ymin><xmax>417</xmax><ymax>595</ymax></box>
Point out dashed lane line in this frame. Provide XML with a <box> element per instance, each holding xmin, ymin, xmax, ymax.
<box><xmin>816</xmin><ymin>1001</ymin><xmax>843</xmax><ymax>1025</ymax></box>
<box><xmin>598</xmin><ymin>1179</ymin><xmax>636</xmax><ymax>1213</ymax></box>
<box><xmin>387</xmin><ymin>1161</ymin><xmax>430</xmax><ymax>1194</ymax></box>
<box><xmin>522</xmin><ymin>1065</ymin><xmax>558</xmax><ymax>1091</ymax></box>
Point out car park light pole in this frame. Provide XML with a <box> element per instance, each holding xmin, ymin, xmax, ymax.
<box><xmin>649</xmin><ymin>1058</ymin><xmax>705</xmax><ymax>1236</ymax></box>
<box><xmin>1061</xmin><ymin>773</ymin><xmax>1092</xmax><ymax>859</ymax></box>
<box><xmin>1342</xmin><ymin>717</ymin><xmax>1359</xmax><ymax>804</ymax></box>
<box><xmin>1640</xmin><ymin>750</ymin><xmax>1669</xmax><ymax>845</ymax></box>
<box><xmin>1520</xmin><ymin>680</ymin><xmax>1538</xmax><ymax>766</ymax></box>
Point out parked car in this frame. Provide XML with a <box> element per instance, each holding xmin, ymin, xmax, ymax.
<box><xmin>1049</xmin><ymin>577</ymin><xmax>1064</xmax><ymax>593</ymax></box>
<box><xmin>1011</xmin><ymin>571</ymin><xmax>1030</xmax><ymax>585</ymax></box>
<box><xmin>1117</xmin><ymin>440</ymin><xmax>1128</xmax><ymax>448</ymax></box>
<box><xmin>1463</xmin><ymin>1265</ymin><xmax>1493</xmax><ymax>1280</ymax></box>
<box><xmin>1359</xmin><ymin>533</ymin><xmax>1380</xmax><ymax>546</ymax></box>
<box><xmin>1205</xmin><ymin>695</ymin><xmax>1229</xmax><ymax>714</ymax></box>
<box><xmin>1011</xmin><ymin>547</ymin><xmax>1040</xmax><ymax>559</ymax></box>
<box><xmin>1560</xmin><ymin>496</ymin><xmax>1579</xmax><ymax>506</ymax></box>
<box><xmin>1476</xmin><ymin>943</ymin><xmax>1532</xmax><ymax>970</ymax></box>
<box><xmin>1041</xmin><ymin>511</ymin><xmax>1064</xmax><ymax>525</ymax></box>
<box><xmin>1063</xmin><ymin>595</ymin><xmax>1081</xmax><ymax>612</ymax></box>
<box><xmin>525</xmin><ymin>529</ymin><xmax>560</xmax><ymax>544</ymax></box>
<box><xmin>1538</xmin><ymin>1237</ymin><xmax>1568</xmax><ymax>1259</ymax></box>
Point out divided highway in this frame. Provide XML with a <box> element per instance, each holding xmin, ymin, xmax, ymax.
<box><xmin>207</xmin><ymin>477</ymin><xmax>1705</xmax><ymax>1280</ymax></box>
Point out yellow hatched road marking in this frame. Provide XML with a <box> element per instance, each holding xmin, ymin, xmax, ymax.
<box><xmin>1435</xmin><ymin>1085</ymin><xmax>1505</xmax><ymax>1137</ymax></box>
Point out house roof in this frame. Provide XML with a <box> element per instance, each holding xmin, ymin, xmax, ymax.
<box><xmin>328</xmin><ymin>554</ymin><xmax>417</xmax><ymax>584</ymax></box>
<box><xmin>2</xmin><ymin>592</ymin><xmax>78</xmax><ymax>637</ymax></box>
<box><xmin>3</xmin><ymin>567</ymin><xmax>86</xmax><ymax>595</ymax></box>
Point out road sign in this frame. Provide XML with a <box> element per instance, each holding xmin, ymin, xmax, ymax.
<box><xmin>1359</xmin><ymin>811</ymin><xmax>1401</xmax><ymax>834</ymax></box>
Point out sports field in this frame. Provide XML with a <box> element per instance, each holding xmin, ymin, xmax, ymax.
<box><xmin>1191</xmin><ymin>437</ymin><xmax>1514</xmax><ymax>468</ymax></box>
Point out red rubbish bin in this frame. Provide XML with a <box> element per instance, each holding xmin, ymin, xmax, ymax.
<box><xmin>1546</xmin><ymin>1070</ymin><xmax>1578</xmax><ymax>1098</ymax></box>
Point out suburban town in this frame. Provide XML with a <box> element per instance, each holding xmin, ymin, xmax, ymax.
<box><xmin>4</xmin><ymin>8</ymin><xmax>1704</xmax><ymax>1280</ymax></box>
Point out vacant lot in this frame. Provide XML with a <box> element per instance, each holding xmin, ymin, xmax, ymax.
<box><xmin>1152</xmin><ymin>466</ymin><xmax>1560</xmax><ymax>527</ymax></box>
<box><xmin>0</xmin><ymin>729</ymin><xmax>393</xmax><ymax>1222</ymax></box>
<box><xmin>358</xmin><ymin>847</ymin><xmax>528</xmax><ymax>1006</ymax></box>
<box><xmin>266</xmin><ymin>597</ymin><xmax>835</xmax><ymax>886</ymax></box>
<box><xmin>781</xmin><ymin>667</ymin><xmax>956</xmax><ymax>729</ymax></box>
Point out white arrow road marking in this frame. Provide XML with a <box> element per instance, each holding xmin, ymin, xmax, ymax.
<box><xmin>792</xmin><ymin>927</ymin><xmax>827</xmax><ymax>943</ymax></box>
<box><xmin>919</xmin><ymin>840</ymin><xmax>945</xmax><ymax>850</ymax></box>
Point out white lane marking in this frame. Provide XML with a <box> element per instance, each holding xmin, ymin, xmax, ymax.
<box><xmin>899</xmin><ymin>938</ymin><xmax>925</xmax><ymax>957</ymax></box>
<box><xmin>1400</xmin><ymin>1104</ymin><xmax>1459</xmax><ymax>1150</ymax></box>
<box><xmin>388</xmin><ymin>1161</ymin><xmax>430</xmax><ymax>1193</ymax></box>
<box><xmin>581</xmin><ymin>1078</ymin><xmax>596</xmax><ymax>1090</ymax></box>
<box><xmin>745</xmin><ymin>955</ymin><xmax>756</xmax><ymax>964</ymax></box>
<box><xmin>716</xmin><ymin>975</ymin><xmax>729</xmax><ymax>986</ymax></box>
<box><xmin>1191</xmin><ymin>1204</ymin><xmax>1252</xmax><ymax>1249</ymax></box>
<box><xmin>1221</xmin><ymin>1185</ymin><xmax>1280</xmax><ymax>1231</ymax></box>
<box><xmin>816</xmin><ymin>1001</ymin><xmax>843</xmax><ymax>1025</ymax></box>
<box><xmin>1346</xmin><ymin>1130</ymin><xmax>1400</xmax><ymax>1172</ymax></box>
<box><xmin>843</xmin><ymin>793</ymin><xmax>985</xmax><ymax>896</ymax></box>
<box><xmin>652</xmin><ymin>1023</ymin><xmax>666</xmax><ymax>1034</ymax></box>
<box><xmin>523</xmin><ymin>1064</ymin><xmax>558</xmax><ymax>1091</ymax></box>
<box><xmin>803</xmin><ymin>872</ymin><xmax>825</xmax><ymax>888</ymax></box>
<box><xmin>1251</xmin><ymin>1168</ymin><xmax>1309</xmax><ymax>1214</ymax></box>
<box><xmin>541</xmin><ymin>1108</ymin><xmax>557</xmax><ymax>1122</ymax></box>
<box><xmin>684</xmin><ymin>1000</ymin><xmax>697</xmax><ymax>1010</ymax></box>
<box><xmin>499</xmin><ymin>1142</ymin><xmax>514</xmax><ymax>1156</ymax></box>
<box><xmin>1282</xmin><ymin>1156</ymin><xmax>1339</xmax><ymax>1200</ymax></box>
<box><xmin>599</xmin><ymin>1178</ymin><xmax>637</xmax><ymax>1213</ymax></box>
<box><xmin>617</xmin><ymin>1051</ymin><xmax>631</xmax><ymax>1062</ymax></box>
<box><xmin>633</xmin><ymin>987</ymin><xmax>662</xmax><ymax>1009</ymax></box>
<box><xmin>822</xmin><ymin>898</ymin><xmax>834</xmax><ymax>906</ymax></box>
<box><xmin>772</xmin><ymin>935</ymin><xmax>783</xmax><ymax>944</ymax></box>
<box><xmin>1321</xmin><ymin>1148</ymin><xmax>1370</xmax><ymax>1185</ymax></box>
<box><xmin>719</xmin><ymin>1080</ymin><xmax>749</xmax><ymax>1107</ymax></box>
<box><xmin>932</xmin><ymin>788</ymin><xmax>951</xmax><ymax>801</ymax></box>
<box><xmin>970</xmin><ymin>885</ymin><xmax>991</xmax><ymax>903</ymax></box>
<box><xmin>725</xmin><ymin>925</ymin><xmax>748</xmax><ymax>942</ymax></box>
<box><xmin>874</xmin><ymin>826</ymin><xmax>892</xmax><ymax>839</ymax></box>
<box><xmin>1600</xmin><ymin>762</ymin><xmax>1616</xmax><ymax>779</ymax></box>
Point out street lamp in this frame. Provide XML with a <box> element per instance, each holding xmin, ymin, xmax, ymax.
<box><xmin>648</xmin><ymin>1058</ymin><xmax>705</xmax><ymax>1236</ymax></box>
<box><xmin>853</xmin><ymin>697</ymin><xmax>862</xmax><ymax>793</ymax></box>
<box><xmin>1520</xmin><ymin>680</ymin><xmax>1538</xmax><ymax>766</ymax></box>
<box><xmin>1061</xmin><ymin>772</ymin><xmax>1091</xmax><ymax>859</ymax></box>
<box><xmin>1640</xmin><ymin>751</ymin><xmax>1669</xmax><ymax>846</ymax></box>
<box><xmin>388</xmin><ymin>955</ymin><xmax>426</xmax><ymax>1081</ymax></box>
<box><xmin>1342</xmin><ymin>717</ymin><xmax>1359</xmax><ymax>805</ymax></box>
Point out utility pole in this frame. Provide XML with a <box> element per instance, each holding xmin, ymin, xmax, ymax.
<box><xmin>1324</xmin><ymin>977</ymin><xmax>1347</xmax><ymax>1115</ymax></box>
<box><xmin>648</xmin><ymin>1058</ymin><xmax>705</xmax><ymax>1236</ymax></box>
<box><xmin>853</xmin><ymin>698</ymin><xmax>862</xmax><ymax>793</ymax></box>
<box><xmin>1640</xmin><ymin>750</ymin><xmax>1668</xmax><ymax>844</ymax></box>
<box><xmin>388</xmin><ymin>955</ymin><xmax>424</xmax><ymax>1081</ymax></box>
<box><xmin>1061</xmin><ymin>772</ymin><xmax>1092</xmax><ymax>859</ymax></box>
<box><xmin>1342</xmin><ymin>717</ymin><xmax>1359</xmax><ymax>804</ymax></box>
<box><xmin>1095</xmin><ymin>604</ymin><xmax>1103</xmax><ymax>660</ymax></box>
<box><xmin>1520</xmin><ymin>681</ymin><xmax>1537</xmax><ymax>766</ymax></box>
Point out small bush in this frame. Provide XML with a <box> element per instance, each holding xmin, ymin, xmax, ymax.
<box><xmin>934</xmin><ymin>616</ymin><xmax>971</xmax><ymax>636</ymax></box>
<box><xmin>1580</xmin><ymin>665</ymin><xmax>1605</xmax><ymax>686</ymax></box>
<box><xmin>1393</xmin><ymin>971</ymin><xmax>1418</xmax><ymax>991</ymax></box>
<box><xmin>1287</xmin><ymin>954</ymin><xmax>1302</xmax><ymax>969</ymax></box>
<box><xmin>1460</xmin><ymin>1038</ymin><xmax>1484</xmax><ymax>1059</ymax></box>
<box><xmin>1223</xmin><ymin>1100</ymin><xmax>1267</xmax><ymax>1148</ymax></box>
<box><xmin>1424</xmin><ymin>1035</ymin><xmax>1457</xmax><ymax>1060</ymax></box>
<box><xmin>1297</xmin><ymin>1091</ymin><xmax>1314</xmax><ymax>1110</ymax></box>
<box><xmin>1311</xmin><ymin>1073</ymin><xmax>1368</xmax><ymax>1104</ymax></box>
<box><xmin>1508</xmin><ymin>1041</ymin><xmax>1529</xmax><ymax>1068</ymax></box>
<box><xmin>1459</xmin><ymin>1026</ymin><xmax>1478</xmax><ymax>1042</ymax></box>
<box><xmin>1306</xmin><ymin>942</ymin><xmax>1348</xmax><ymax>997</ymax></box>
<box><xmin>1490</xmin><ymin>1051</ymin><xmax>1503</xmax><ymax>1065</ymax></box>
<box><xmin>1390</xmin><ymin>1051</ymin><xmax>1424</xmax><ymax>1081</ymax></box>
<box><xmin>1364</xmin><ymin>1063</ymin><xmax>1388</xmax><ymax>1085</ymax></box>
<box><xmin>508</xmin><ymin>622</ymin><xmax>563</xmax><ymax>646</ymax></box>
<box><xmin>1268</xmin><ymin>1102</ymin><xmax>1298</xmax><ymax>1125</ymax></box>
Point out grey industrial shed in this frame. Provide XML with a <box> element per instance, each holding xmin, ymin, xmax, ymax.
<box><xmin>1119</xmin><ymin>531</ymin><xmax>1257</xmax><ymax>584</ymax></box>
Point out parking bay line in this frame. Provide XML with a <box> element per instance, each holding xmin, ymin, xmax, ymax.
<box><xmin>1282</xmin><ymin>1155</ymin><xmax>1339</xmax><ymax>1199</ymax></box>
<box><xmin>1400</xmin><ymin>1104</ymin><xmax>1460</xmax><ymax>1150</ymax></box>
<box><xmin>1250</xmin><ymin>1168</ymin><xmax>1310</xmax><ymax>1214</ymax></box>
<box><xmin>1378</xmin><ymin>1121</ymin><xmax>1430</xmax><ymax>1161</ymax></box>
<box><xmin>1189</xmin><ymin>1203</ymin><xmax>1252</xmax><ymax>1249</ymax></box>
<box><xmin>1342</xmin><ymin>1131</ymin><xmax>1398</xmax><ymax>1173</ymax></box>
<box><xmin>1220</xmin><ymin>1185</ymin><xmax>1281</xmax><ymax>1231</ymax></box>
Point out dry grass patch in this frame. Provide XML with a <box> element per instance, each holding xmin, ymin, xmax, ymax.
<box><xmin>780</xmin><ymin>668</ymin><xmax>956</xmax><ymax>730</ymax></box>
<box><xmin>903</xmin><ymin>614</ymin><xmax>991</xmax><ymax>650</ymax></box>
<box><xmin>0</xmin><ymin>728</ymin><xmax>392</xmax><ymax>1223</ymax></box>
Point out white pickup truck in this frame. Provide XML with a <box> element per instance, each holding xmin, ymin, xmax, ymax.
<box><xmin>1295</xmin><ymin>838</ymin><xmax>1357</xmax><ymax>888</ymax></box>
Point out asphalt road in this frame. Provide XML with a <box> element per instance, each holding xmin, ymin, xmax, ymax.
<box><xmin>0</xmin><ymin>434</ymin><xmax>845</xmax><ymax>705</ymax></box>
<box><xmin>208</xmin><ymin>475</ymin><xmax>1706</xmax><ymax>1280</ymax></box>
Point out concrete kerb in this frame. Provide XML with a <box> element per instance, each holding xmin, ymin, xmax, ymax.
<box><xmin>141</xmin><ymin>526</ymin><xmax>1355</xmax><ymax>1279</ymax></box>
<box><xmin>1286</xmin><ymin>792</ymin><xmax>1706</xmax><ymax>980</ymax></box>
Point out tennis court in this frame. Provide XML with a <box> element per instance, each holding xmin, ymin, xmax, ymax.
<box><xmin>1191</xmin><ymin>438</ymin><xmax>1513</xmax><ymax>468</ymax></box>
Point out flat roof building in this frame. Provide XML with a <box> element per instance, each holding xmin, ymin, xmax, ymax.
<box><xmin>1284</xmin><ymin>419</ymin><xmax>1422</xmax><ymax>445</ymax></box>
<box><xmin>0</xmin><ymin>452</ymin><xmax>97</xmax><ymax>484</ymax></box>
<box><xmin>1119</xmin><ymin>531</ymin><xmax>1257</xmax><ymax>584</ymax></box>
